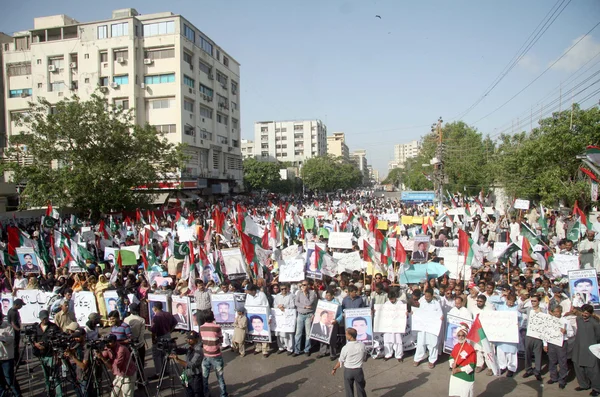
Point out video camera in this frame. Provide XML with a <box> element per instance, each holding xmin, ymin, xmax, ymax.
<box><xmin>23</xmin><ymin>323</ymin><xmax>38</xmax><ymax>341</ymax></box>
<box><xmin>86</xmin><ymin>336</ymin><xmax>109</xmax><ymax>351</ymax></box>
<box><xmin>155</xmin><ymin>337</ymin><xmax>177</xmax><ymax>352</ymax></box>
<box><xmin>46</xmin><ymin>329</ymin><xmax>75</xmax><ymax>353</ymax></box>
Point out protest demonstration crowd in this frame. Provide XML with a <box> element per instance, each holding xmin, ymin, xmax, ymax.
<box><xmin>0</xmin><ymin>192</ymin><xmax>598</xmax><ymax>397</ymax></box>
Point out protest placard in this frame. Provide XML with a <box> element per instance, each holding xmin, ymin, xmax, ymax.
<box><xmin>388</xmin><ymin>213</ymin><xmax>399</xmax><ymax>223</ymax></box>
<box><xmin>177</xmin><ymin>227</ymin><xmax>195</xmax><ymax>242</ymax></box>
<box><xmin>492</xmin><ymin>242</ymin><xmax>508</xmax><ymax>259</ymax></box>
<box><xmin>148</xmin><ymin>293</ymin><xmax>169</xmax><ymax>326</ymax></box>
<box><xmin>444</xmin><ymin>315</ymin><xmax>473</xmax><ymax>354</ymax></box>
<box><xmin>246</xmin><ymin>305</ymin><xmax>271</xmax><ymax>343</ymax></box>
<box><xmin>403</xmin><ymin>315</ymin><xmax>418</xmax><ymax>351</ymax></box>
<box><xmin>270</xmin><ymin>308</ymin><xmax>297</xmax><ymax>333</ymax></box>
<box><xmin>304</xmin><ymin>248</ymin><xmax>322</xmax><ymax>280</ymax></box>
<box><xmin>221</xmin><ymin>248</ymin><xmax>247</xmax><ymax>276</ymax></box>
<box><xmin>376</xmin><ymin>220</ymin><xmax>388</xmax><ymax>230</ymax></box>
<box><xmin>568</xmin><ymin>269</ymin><xmax>599</xmax><ymax>305</ymax></box>
<box><xmin>281</xmin><ymin>244</ymin><xmax>302</xmax><ymax>261</ymax></box>
<box><xmin>332</xmin><ymin>252</ymin><xmax>364</xmax><ymax>273</ymax></box>
<box><xmin>211</xmin><ymin>294</ymin><xmax>236</xmax><ymax>324</ymax></box>
<box><xmin>328</xmin><ymin>232</ymin><xmax>353</xmax><ymax>249</ymax></box>
<box><xmin>278</xmin><ymin>258</ymin><xmax>305</xmax><ymax>282</ymax></box>
<box><xmin>344</xmin><ymin>308</ymin><xmax>373</xmax><ymax>345</ymax></box>
<box><xmin>514</xmin><ymin>199</ymin><xmax>530</xmax><ymax>210</ymax></box>
<box><xmin>479</xmin><ymin>311</ymin><xmax>519</xmax><ymax>343</ymax></box>
<box><xmin>438</xmin><ymin>247</ymin><xmax>460</xmax><ymax>277</ymax></box>
<box><xmin>373</xmin><ymin>303</ymin><xmax>407</xmax><ymax>333</ymax></box>
<box><xmin>311</xmin><ymin>300</ymin><xmax>340</xmax><ymax>343</ymax></box>
<box><xmin>73</xmin><ymin>291</ymin><xmax>97</xmax><ymax>327</ymax></box>
<box><xmin>172</xmin><ymin>295</ymin><xmax>192</xmax><ymax>330</ymax></box>
<box><xmin>526</xmin><ymin>312</ymin><xmax>564</xmax><ymax>347</ymax></box>
<box><xmin>0</xmin><ymin>296</ymin><xmax>12</xmax><ymax>317</ymax></box>
<box><xmin>15</xmin><ymin>247</ymin><xmax>40</xmax><ymax>274</ymax></box>
<box><xmin>552</xmin><ymin>254</ymin><xmax>581</xmax><ymax>276</ymax></box>
<box><xmin>411</xmin><ymin>307</ymin><xmax>443</xmax><ymax>337</ymax></box>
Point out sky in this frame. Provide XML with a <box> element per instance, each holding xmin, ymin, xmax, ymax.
<box><xmin>2</xmin><ymin>0</ymin><xmax>600</xmax><ymax>179</ymax></box>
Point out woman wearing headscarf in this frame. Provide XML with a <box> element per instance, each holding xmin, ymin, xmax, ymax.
<box><xmin>93</xmin><ymin>274</ymin><xmax>110</xmax><ymax>325</ymax></box>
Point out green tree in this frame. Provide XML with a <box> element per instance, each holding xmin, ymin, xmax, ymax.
<box><xmin>2</xmin><ymin>94</ymin><xmax>185</xmax><ymax>218</ymax></box>
<box><xmin>494</xmin><ymin>105</ymin><xmax>600</xmax><ymax>208</ymax></box>
<box><xmin>242</xmin><ymin>158</ymin><xmax>282</xmax><ymax>191</ymax></box>
<box><xmin>301</xmin><ymin>155</ymin><xmax>363</xmax><ymax>192</ymax></box>
<box><xmin>383</xmin><ymin>168</ymin><xmax>402</xmax><ymax>186</ymax></box>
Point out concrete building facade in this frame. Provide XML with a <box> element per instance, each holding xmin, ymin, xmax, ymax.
<box><xmin>1</xmin><ymin>8</ymin><xmax>242</xmax><ymax>194</ymax></box>
<box><xmin>393</xmin><ymin>140</ymin><xmax>420</xmax><ymax>168</ymax></box>
<box><xmin>241</xmin><ymin>139</ymin><xmax>255</xmax><ymax>159</ymax></box>
<box><xmin>254</xmin><ymin>119</ymin><xmax>327</xmax><ymax>167</ymax></box>
<box><xmin>326</xmin><ymin>131</ymin><xmax>349</xmax><ymax>161</ymax></box>
<box><xmin>350</xmin><ymin>149</ymin><xmax>369</xmax><ymax>185</ymax></box>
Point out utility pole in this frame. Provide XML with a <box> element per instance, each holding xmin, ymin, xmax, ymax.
<box><xmin>431</xmin><ymin>117</ymin><xmax>444</xmax><ymax>212</ymax></box>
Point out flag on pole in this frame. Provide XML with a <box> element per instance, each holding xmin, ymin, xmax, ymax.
<box><xmin>467</xmin><ymin>315</ymin><xmax>500</xmax><ymax>376</ymax></box>
<box><xmin>394</xmin><ymin>238</ymin><xmax>409</xmax><ymax>264</ymax></box>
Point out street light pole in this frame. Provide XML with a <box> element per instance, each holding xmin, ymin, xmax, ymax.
<box><xmin>431</xmin><ymin>117</ymin><xmax>444</xmax><ymax>213</ymax></box>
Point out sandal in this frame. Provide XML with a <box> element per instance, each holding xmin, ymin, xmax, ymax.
<box><xmin>413</xmin><ymin>361</ymin><xmax>420</xmax><ymax>367</ymax></box>
<box><xmin>428</xmin><ymin>363</ymin><xmax>435</xmax><ymax>369</ymax></box>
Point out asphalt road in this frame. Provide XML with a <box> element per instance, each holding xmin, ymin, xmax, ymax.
<box><xmin>15</xmin><ymin>331</ymin><xmax>578</xmax><ymax>397</ymax></box>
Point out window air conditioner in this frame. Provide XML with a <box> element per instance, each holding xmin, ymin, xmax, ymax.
<box><xmin>208</xmin><ymin>74</ymin><xmax>214</xmax><ymax>80</ymax></box>
<box><xmin>48</xmin><ymin>65</ymin><xmax>56</xmax><ymax>72</ymax></box>
<box><xmin>99</xmin><ymin>86</ymin><xmax>109</xmax><ymax>93</ymax></box>
<box><xmin>69</xmin><ymin>62</ymin><xmax>77</xmax><ymax>68</ymax></box>
<box><xmin>117</xmin><ymin>57</ymin><xmax>125</xmax><ymax>63</ymax></box>
<box><xmin>143</xmin><ymin>58</ymin><xmax>153</xmax><ymax>65</ymax></box>
<box><xmin>110</xmin><ymin>82</ymin><xmax>119</xmax><ymax>88</ymax></box>
<box><xmin>140</xmin><ymin>83</ymin><xmax>146</xmax><ymax>89</ymax></box>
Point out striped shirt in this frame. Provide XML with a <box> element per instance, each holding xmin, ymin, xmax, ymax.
<box><xmin>110</xmin><ymin>322</ymin><xmax>132</xmax><ymax>341</ymax></box>
<box><xmin>200</xmin><ymin>321</ymin><xmax>223</xmax><ymax>357</ymax></box>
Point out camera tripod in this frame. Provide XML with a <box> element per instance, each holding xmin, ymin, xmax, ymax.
<box><xmin>14</xmin><ymin>339</ymin><xmax>36</xmax><ymax>397</ymax></box>
<box><xmin>154</xmin><ymin>349</ymin><xmax>183</xmax><ymax>397</ymax></box>
<box><xmin>108</xmin><ymin>341</ymin><xmax>151</xmax><ymax>397</ymax></box>
<box><xmin>44</xmin><ymin>352</ymin><xmax>83</xmax><ymax>397</ymax></box>
<box><xmin>84</xmin><ymin>348</ymin><xmax>115</xmax><ymax>397</ymax></box>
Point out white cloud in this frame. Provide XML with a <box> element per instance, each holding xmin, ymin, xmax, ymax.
<box><xmin>551</xmin><ymin>35</ymin><xmax>600</xmax><ymax>72</ymax></box>
<box><xmin>517</xmin><ymin>54</ymin><xmax>539</xmax><ymax>72</ymax></box>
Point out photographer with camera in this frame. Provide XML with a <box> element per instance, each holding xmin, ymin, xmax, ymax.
<box><xmin>149</xmin><ymin>302</ymin><xmax>177</xmax><ymax>381</ymax></box>
<box><xmin>96</xmin><ymin>334</ymin><xmax>136</xmax><ymax>397</ymax></box>
<box><xmin>0</xmin><ymin>311</ymin><xmax>21</xmax><ymax>396</ymax></box>
<box><xmin>7</xmin><ymin>298</ymin><xmax>24</xmax><ymax>369</ymax></box>
<box><xmin>33</xmin><ymin>310</ymin><xmax>63</xmax><ymax>397</ymax></box>
<box><xmin>63</xmin><ymin>328</ymin><xmax>96</xmax><ymax>397</ymax></box>
<box><xmin>124</xmin><ymin>303</ymin><xmax>146</xmax><ymax>374</ymax></box>
<box><xmin>168</xmin><ymin>331</ymin><xmax>204</xmax><ymax>397</ymax></box>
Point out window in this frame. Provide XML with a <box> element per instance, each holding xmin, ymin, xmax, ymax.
<box><xmin>144</xmin><ymin>73</ymin><xmax>175</xmax><ymax>84</ymax></box>
<box><xmin>261</xmin><ymin>127</ymin><xmax>268</xmax><ymax>132</ymax></box>
<box><xmin>114</xmin><ymin>49</ymin><xmax>128</xmax><ymax>61</ymax></box>
<box><xmin>144</xmin><ymin>48</ymin><xmax>175</xmax><ymax>60</ymax></box>
<box><xmin>113</xmin><ymin>75</ymin><xmax>129</xmax><ymax>85</ymax></box>
<box><xmin>143</xmin><ymin>21</ymin><xmax>175</xmax><ymax>36</ymax></box>
<box><xmin>232</xmin><ymin>118</ymin><xmax>239</xmax><ymax>129</ymax></box>
<box><xmin>150</xmin><ymin>98</ymin><xmax>175</xmax><ymax>109</ymax></box>
<box><xmin>84</xmin><ymin>54</ymin><xmax>89</xmax><ymax>59</ymax></box>
<box><xmin>37</xmin><ymin>83</ymin><xmax>42</xmax><ymax>88</ymax></box>
<box><xmin>99</xmin><ymin>77</ymin><xmax>109</xmax><ymax>86</ymax></box>
<box><xmin>98</xmin><ymin>25</ymin><xmax>108</xmax><ymax>39</ymax></box>
<box><xmin>184</xmin><ymin>125</ymin><xmax>195</xmax><ymax>136</ymax></box>
<box><xmin>100</xmin><ymin>52</ymin><xmax>108</xmax><ymax>63</ymax></box>
<box><xmin>153</xmin><ymin>124</ymin><xmax>176</xmax><ymax>133</ymax></box>
<box><xmin>114</xmin><ymin>98</ymin><xmax>129</xmax><ymax>109</ymax></box>
<box><xmin>15</xmin><ymin>36</ymin><xmax>29</xmax><ymax>51</ymax></box>
<box><xmin>216</xmin><ymin>72</ymin><xmax>228</xmax><ymax>86</ymax></box>
<box><xmin>231</xmin><ymin>81</ymin><xmax>238</xmax><ymax>94</ymax></box>
<box><xmin>84</xmin><ymin>78</ymin><xmax>90</xmax><ymax>83</ymax></box>
<box><xmin>281</xmin><ymin>127</ymin><xmax>287</xmax><ymax>132</ymax></box>
<box><xmin>49</xmin><ymin>58</ymin><xmax>64</xmax><ymax>69</ymax></box>
<box><xmin>200</xmin><ymin>106</ymin><xmax>213</xmax><ymax>119</ymax></box>
<box><xmin>198</xmin><ymin>61</ymin><xmax>211</xmax><ymax>74</ymax></box>
<box><xmin>184</xmin><ymin>100</ymin><xmax>194</xmax><ymax>112</ymax></box>
<box><xmin>183</xmin><ymin>75</ymin><xmax>195</xmax><ymax>88</ymax></box>
<box><xmin>8</xmin><ymin>88</ymin><xmax>32</xmax><ymax>98</ymax></box>
<box><xmin>294</xmin><ymin>125</ymin><xmax>303</xmax><ymax>131</ymax></box>
<box><xmin>216</xmin><ymin>49</ymin><xmax>221</xmax><ymax>61</ymax></box>
<box><xmin>217</xmin><ymin>135</ymin><xmax>228</xmax><ymax>144</ymax></box>
<box><xmin>111</xmin><ymin>22</ymin><xmax>128</xmax><ymax>37</ymax></box>
<box><xmin>217</xmin><ymin>114</ymin><xmax>228</xmax><ymax>125</ymax></box>
<box><xmin>183</xmin><ymin>52</ymin><xmax>193</xmax><ymax>65</ymax></box>
<box><xmin>7</xmin><ymin>62</ymin><xmax>31</xmax><ymax>76</ymax></box>
<box><xmin>231</xmin><ymin>101</ymin><xmax>237</xmax><ymax>111</ymax></box>
<box><xmin>36</xmin><ymin>59</ymin><xmax>42</xmax><ymax>65</ymax></box>
<box><xmin>199</xmin><ymin>84</ymin><xmax>213</xmax><ymax>97</ymax></box>
<box><xmin>50</xmin><ymin>81</ymin><xmax>65</xmax><ymax>92</ymax></box>
<box><xmin>183</xmin><ymin>24</ymin><xmax>195</xmax><ymax>42</ymax></box>
<box><xmin>199</xmin><ymin>36</ymin><xmax>213</xmax><ymax>55</ymax></box>
<box><xmin>223</xmin><ymin>56</ymin><xmax>229</xmax><ymax>67</ymax></box>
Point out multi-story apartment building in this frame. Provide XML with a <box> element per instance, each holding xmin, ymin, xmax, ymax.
<box><xmin>254</xmin><ymin>119</ymin><xmax>327</xmax><ymax>167</ymax></box>
<box><xmin>1</xmin><ymin>8</ymin><xmax>242</xmax><ymax>195</ymax></box>
<box><xmin>350</xmin><ymin>149</ymin><xmax>369</xmax><ymax>185</ymax></box>
<box><xmin>393</xmin><ymin>140</ymin><xmax>420</xmax><ymax>168</ymax></box>
<box><xmin>241</xmin><ymin>139</ymin><xmax>255</xmax><ymax>159</ymax></box>
<box><xmin>327</xmin><ymin>131</ymin><xmax>349</xmax><ymax>161</ymax></box>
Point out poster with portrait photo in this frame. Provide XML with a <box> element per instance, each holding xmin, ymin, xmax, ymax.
<box><xmin>568</xmin><ymin>269</ymin><xmax>599</xmax><ymax>306</ymax></box>
<box><xmin>221</xmin><ymin>248</ymin><xmax>247</xmax><ymax>279</ymax></box>
<box><xmin>344</xmin><ymin>308</ymin><xmax>373</xmax><ymax>346</ymax></box>
<box><xmin>411</xmin><ymin>236</ymin><xmax>430</xmax><ymax>263</ymax></box>
<box><xmin>211</xmin><ymin>294</ymin><xmax>235</xmax><ymax>325</ymax></box>
<box><xmin>246</xmin><ymin>305</ymin><xmax>271</xmax><ymax>343</ymax></box>
<box><xmin>304</xmin><ymin>242</ymin><xmax>326</xmax><ymax>280</ymax></box>
<box><xmin>310</xmin><ymin>300</ymin><xmax>339</xmax><ymax>344</ymax></box>
<box><xmin>103</xmin><ymin>290</ymin><xmax>119</xmax><ymax>316</ymax></box>
<box><xmin>15</xmin><ymin>247</ymin><xmax>40</xmax><ymax>274</ymax></box>
<box><xmin>148</xmin><ymin>293</ymin><xmax>170</xmax><ymax>326</ymax></box>
<box><xmin>0</xmin><ymin>295</ymin><xmax>12</xmax><ymax>317</ymax></box>
<box><xmin>104</xmin><ymin>247</ymin><xmax>117</xmax><ymax>265</ymax></box>
<box><xmin>443</xmin><ymin>315</ymin><xmax>473</xmax><ymax>354</ymax></box>
<box><xmin>201</xmin><ymin>263</ymin><xmax>221</xmax><ymax>285</ymax></box>
<box><xmin>233</xmin><ymin>293</ymin><xmax>247</xmax><ymax>312</ymax></box>
<box><xmin>171</xmin><ymin>295</ymin><xmax>191</xmax><ymax>330</ymax></box>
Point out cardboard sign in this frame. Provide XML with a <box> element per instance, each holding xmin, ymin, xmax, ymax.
<box><xmin>246</xmin><ymin>305</ymin><xmax>271</xmax><ymax>343</ymax></box>
<box><xmin>373</xmin><ymin>303</ymin><xmax>407</xmax><ymax>333</ymax></box>
<box><xmin>479</xmin><ymin>311</ymin><xmax>519</xmax><ymax>343</ymax></box>
<box><xmin>310</xmin><ymin>301</ymin><xmax>339</xmax><ymax>343</ymax></box>
<box><xmin>270</xmin><ymin>308</ymin><xmax>297</xmax><ymax>333</ymax></box>
<box><xmin>527</xmin><ymin>312</ymin><xmax>564</xmax><ymax>347</ymax></box>
<box><xmin>411</xmin><ymin>307</ymin><xmax>442</xmax><ymax>337</ymax></box>
<box><xmin>514</xmin><ymin>199</ymin><xmax>530</xmax><ymax>210</ymax></box>
<box><xmin>328</xmin><ymin>232</ymin><xmax>353</xmax><ymax>249</ymax></box>
<box><xmin>278</xmin><ymin>258</ymin><xmax>306</xmax><ymax>282</ymax></box>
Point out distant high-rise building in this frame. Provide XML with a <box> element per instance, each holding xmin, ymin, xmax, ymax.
<box><xmin>350</xmin><ymin>149</ymin><xmax>369</xmax><ymax>184</ymax></box>
<box><xmin>241</xmin><ymin>139</ymin><xmax>255</xmax><ymax>159</ymax></box>
<box><xmin>393</xmin><ymin>140</ymin><xmax>420</xmax><ymax>168</ymax></box>
<box><xmin>327</xmin><ymin>132</ymin><xmax>349</xmax><ymax>160</ymax></box>
<box><xmin>254</xmin><ymin>119</ymin><xmax>327</xmax><ymax>167</ymax></box>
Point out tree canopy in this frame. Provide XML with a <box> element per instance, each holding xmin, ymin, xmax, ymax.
<box><xmin>242</xmin><ymin>158</ymin><xmax>282</xmax><ymax>191</ymax></box>
<box><xmin>301</xmin><ymin>155</ymin><xmax>363</xmax><ymax>192</ymax></box>
<box><xmin>2</xmin><ymin>94</ymin><xmax>185</xmax><ymax>218</ymax></box>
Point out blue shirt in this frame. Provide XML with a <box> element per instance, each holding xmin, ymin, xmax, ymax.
<box><xmin>322</xmin><ymin>298</ymin><xmax>343</xmax><ymax>323</ymax></box>
<box><xmin>342</xmin><ymin>295</ymin><xmax>366</xmax><ymax>310</ymax></box>
<box><xmin>111</xmin><ymin>322</ymin><xmax>132</xmax><ymax>341</ymax></box>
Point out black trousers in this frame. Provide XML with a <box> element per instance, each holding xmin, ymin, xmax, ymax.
<box><xmin>319</xmin><ymin>322</ymin><xmax>339</xmax><ymax>357</ymax></box>
<box><xmin>185</xmin><ymin>374</ymin><xmax>204</xmax><ymax>397</ymax></box>
<box><xmin>13</xmin><ymin>331</ymin><xmax>20</xmax><ymax>368</ymax></box>
<box><xmin>343</xmin><ymin>368</ymin><xmax>366</xmax><ymax>397</ymax></box>
<box><xmin>525</xmin><ymin>336</ymin><xmax>543</xmax><ymax>375</ymax></box>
